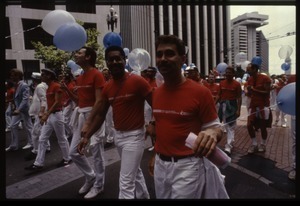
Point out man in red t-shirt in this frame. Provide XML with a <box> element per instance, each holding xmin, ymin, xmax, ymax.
<box><xmin>217</xmin><ymin>66</ymin><xmax>242</xmax><ymax>155</ymax></box>
<box><xmin>79</xmin><ymin>46</ymin><xmax>152</xmax><ymax>199</ymax></box>
<box><xmin>246</xmin><ymin>63</ymin><xmax>271</xmax><ymax>154</ymax></box>
<box><xmin>25</xmin><ymin>68</ymin><xmax>71</xmax><ymax>170</ymax></box>
<box><xmin>147</xmin><ymin>35</ymin><xmax>228</xmax><ymax>199</ymax></box>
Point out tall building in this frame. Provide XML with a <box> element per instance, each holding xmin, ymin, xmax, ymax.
<box><xmin>5</xmin><ymin>3</ymin><xmax>231</xmax><ymax>81</ymax></box>
<box><xmin>231</xmin><ymin>11</ymin><xmax>269</xmax><ymax>72</ymax></box>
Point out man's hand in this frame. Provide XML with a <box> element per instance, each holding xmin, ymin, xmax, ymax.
<box><xmin>77</xmin><ymin>137</ymin><xmax>89</xmax><ymax>155</ymax></box>
<box><xmin>192</xmin><ymin>129</ymin><xmax>221</xmax><ymax>158</ymax></box>
<box><xmin>148</xmin><ymin>154</ymin><xmax>155</xmax><ymax>177</ymax></box>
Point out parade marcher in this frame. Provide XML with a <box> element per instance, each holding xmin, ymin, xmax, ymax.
<box><xmin>5</xmin><ymin>81</ymin><xmax>15</xmax><ymax>132</ymax></box>
<box><xmin>147</xmin><ymin>34</ymin><xmax>228</xmax><ymax>199</ymax></box>
<box><xmin>25</xmin><ymin>72</ymin><xmax>51</xmax><ymax>161</ymax></box>
<box><xmin>25</xmin><ymin>68</ymin><xmax>71</xmax><ymax>170</ymax></box>
<box><xmin>62</xmin><ymin>47</ymin><xmax>106</xmax><ymax>199</ymax></box>
<box><xmin>6</xmin><ymin>69</ymin><xmax>33</xmax><ymax>151</ymax></box>
<box><xmin>246</xmin><ymin>62</ymin><xmax>272</xmax><ymax>154</ymax></box>
<box><xmin>78</xmin><ymin>45</ymin><xmax>152</xmax><ymax>199</ymax></box>
<box><xmin>217</xmin><ymin>66</ymin><xmax>242</xmax><ymax>155</ymax></box>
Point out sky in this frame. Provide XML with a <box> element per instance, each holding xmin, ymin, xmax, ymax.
<box><xmin>230</xmin><ymin>6</ymin><xmax>296</xmax><ymax>75</ymax></box>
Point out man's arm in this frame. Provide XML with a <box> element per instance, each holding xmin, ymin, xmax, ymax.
<box><xmin>78</xmin><ymin>88</ymin><xmax>110</xmax><ymax>155</ymax></box>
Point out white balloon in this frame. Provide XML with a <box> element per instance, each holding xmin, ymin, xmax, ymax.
<box><xmin>241</xmin><ymin>60</ymin><xmax>251</xmax><ymax>71</ymax></box>
<box><xmin>155</xmin><ymin>71</ymin><xmax>164</xmax><ymax>87</ymax></box>
<box><xmin>128</xmin><ymin>48</ymin><xmax>151</xmax><ymax>72</ymax></box>
<box><xmin>234</xmin><ymin>52</ymin><xmax>247</xmax><ymax>66</ymax></box>
<box><xmin>42</xmin><ymin>10</ymin><xmax>75</xmax><ymax>35</ymax></box>
<box><xmin>278</xmin><ymin>45</ymin><xmax>293</xmax><ymax>59</ymax></box>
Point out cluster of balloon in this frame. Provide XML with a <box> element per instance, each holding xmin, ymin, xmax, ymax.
<box><xmin>42</xmin><ymin>10</ymin><xmax>87</xmax><ymax>52</ymax></box>
<box><xmin>216</xmin><ymin>62</ymin><xmax>228</xmax><ymax>76</ymax></box>
<box><xmin>103</xmin><ymin>32</ymin><xmax>122</xmax><ymax>48</ymax></box>
<box><xmin>276</xmin><ymin>82</ymin><xmax>295</xmax><ymax>116</ymax></box>
<box><xmin>278</xmin><ymin>45</ymin><xmax>293</xmax><ymax>72</ymax></box>
<box><xmin>128</xmin><ymin>48</ymin><xmax>151</xmax><ymax>74</ymax></box>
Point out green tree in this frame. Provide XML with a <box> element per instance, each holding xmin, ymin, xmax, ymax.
<box><xmin>32</xmin><ymin>22</ymin><xmax>105</xmax><ymax>70</ymax></box>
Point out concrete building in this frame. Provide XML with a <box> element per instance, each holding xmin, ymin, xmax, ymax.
<box><xmin>5</xmin><ymin>3</ymin><xmax>231</xmax><ymax>81</ymax></box>
<box><xmin>231</xmin><ymin>11</ymin><xmax>269</xmax><ymax>72</ymax></box>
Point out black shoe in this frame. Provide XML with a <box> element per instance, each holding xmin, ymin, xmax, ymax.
<box><xmin>56</xmin><ymin>159</ymin><xmax>72</xmax><ymax>167</ymax></box>
<box><xmin>104</xmin><ymin>142</ymin><xmax>114</xmax><ymax>149</ymax></box>
<box><xmin>46</xmin><ymin>149</ymin><xmax>51</xmax><ymax>154</ymax></box>
<box><xmin>24</xmin><ymin>152</ymin><xmax>37</xmax><ymax>161</ymax></box>
<box><xmin>25</xmin><ymin>164</ymin><xmax>43</xmax><ymax>170</ymax></box>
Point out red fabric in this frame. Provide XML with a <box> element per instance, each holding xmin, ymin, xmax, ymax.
<box><xmin>46</xmin><ymin>81</ymin><xmax>63</xmax><ymax>110</ymax></box>
<box><xmin>219</xmin><ymin>79</ymin><xmax>242</xmax><ymax>100</ymax></box>
<box><xmin>75</xmin><ymin>68</ymin><xmax>105</xmax><ymax>108</ymax></box>
<box><xmin>102</xmin><ymin>73</ymin><xmax>152</xmax><ymax>131</ymax></box>
<box><xmin>153</xmin><ymin>79</ymin><xmax>218</xmax><ymax>156</ymax></box>
<box><xmin>62</xmin><ymin>80</ymin><xmax>76</xmax><ymax>106</ymax></box>
<box><xmin>247</xmin><ymin>74</ymin><xmax>271</xmax><ymax>108</ymax></box>
<box><xmin>204</xmin><ymin>83</ymin><xmax>220</xmax><ymax>99</ymax></box>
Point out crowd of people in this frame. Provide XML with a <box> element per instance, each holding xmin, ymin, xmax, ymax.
<box><xmin>5</xmin><ymin>34</ymin><xmax>296</xmax><ymax>199</ymax></box>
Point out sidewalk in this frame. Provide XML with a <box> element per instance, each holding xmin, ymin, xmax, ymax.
<box><xmin>218</xmin><ymin>105</ymin><xmax>294</xmax><ymax>173</ymax></box>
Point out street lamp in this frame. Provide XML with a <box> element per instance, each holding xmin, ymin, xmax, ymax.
<box><xmin>106</xmin><ymin>6</ymin><xmax>118</xmax><ymax>32</ymax></box>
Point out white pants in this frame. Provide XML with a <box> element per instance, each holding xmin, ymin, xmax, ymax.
<box><xmin>222</xmin><ymin>103</ymin><xmax>236</xmax><ymax>149</ymax></box>
<box><xmin>34</xmin><ymin>111</ymin><xmax>70</xmax><ymax>166</ymax></box>
<box><xmin>105</xmin><ymin>106</ymin><xmax>115</xmax><ymax>143</ymax></box>
<box><xmin>69</xmin><ymin>108</ymin><xmax>105</xmax><ymax>188</ymax></box>
<box><xmin>114</xmin><ymin>128</ymin><xmax>149</xmax><ymax>199</ymax></box>
<box><xmin>291</xmin><ymin>115</ymin><xmax>296</xmax><ymax>169</ymax></box>
<box><xmin>63</xmin><ymin>101</ymin><xmax>75</xmax><ymax>138</ymax></box>
<box><xmin>9</xmin><ymin>111</ymin><xmax>33</xmax><ymax>149</ymax></box>
<box><xmin>275</xmin><ymin>106</ymin><xmax>287</xmax><ymax>125</ymax></box>
<box><xmin>31</xmin><ymin>114</ymin><xmax>50</xmax><ymax>154</ymax></box>
<box><xmin>5</xmin><ymin>104</ymin><xmax>12</xmax><ymax>129</ymax></box>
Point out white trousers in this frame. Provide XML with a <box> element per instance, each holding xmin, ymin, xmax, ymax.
<box><xmin>34</xmin><ymin>111</ymin><xmax>70</xmax><ymax>166</ymax></box>
<box><xmin>69</xmin><ymin>108</ymin><xmax>105</xmax><ymax>188</ymax></box>
<box><xmin>31</xmin><ymin>114</ymin><xmax>50</xmax><ymax>154</ymax></box>
<box><xmin>114</xmin><ymin>128</ymin><xmax>149</xmax><ymax>199</ymax></box>
<box><xmin>9</xmin><ymin>111</ymin><xmax>33</xmax><ymax>149</ymax></box>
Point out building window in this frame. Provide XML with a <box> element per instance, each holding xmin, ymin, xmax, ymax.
<box><xmin>22</xmin><ymin>60</ymin><xmax>40</xmax><ymax>82</ymax></box>
<box><xmin>66</xmin><ymin>0</ymin><xmax>96</xmax><ymax>14</ymax></box>
<box><xmin>22</xmin><ymin>19</ymin><xmax>53</xmax><ymax>49</ymax></box>
<box><xmin>5</xmin><ymin>60</ymin><xmax>17</xmax><ymax>80</ymax></box>
<box><xmin>5</xmin><ymin>17</ymin><xmax>12</xmax><ymax>49</ymax></box>
<box><xmin>21</xmin><ymin>3</ymin><xmax>55</xmax><ymax>10</ymax></box>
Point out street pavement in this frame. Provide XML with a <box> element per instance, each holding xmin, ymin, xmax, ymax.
<box><xmin>4</xmin><ymin>101</ymin><xmax>297</xmax><ymax>201</ymax></box>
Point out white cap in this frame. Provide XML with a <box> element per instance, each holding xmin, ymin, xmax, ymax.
<box><xmin>31</xmin><ymin>72</ymin><xmax>41</xmax><ymax>79</ymax></box>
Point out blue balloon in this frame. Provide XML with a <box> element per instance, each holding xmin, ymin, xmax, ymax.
<box><xmin>216</xmin><ymin>62</ymin><xmax>228</xmax><ymax>75</ymax></box>
<box><xmin>251</xmin><ymin>56</ymin><xmax>262</xmax><ymax>66</ymax></box>
<box><xmin>182</xmin><ymin>64</ymin><xmax>187</xmax><ymax>70</ymax></box>
<box><xmin>54</xmin><ymin>23</ymin><xmax>87</xmax><ymax>52</ymax></box>
<box><xmin>281</xmin><ymin>63</ymin><xmax>291</xmax><ymax>71</ymax></box>
<box><xmin>103</xmin><ymin>32</ymin><xmax>122</xmax><ymax>48</ymax></box>
<box><xmin>276</xmin><ymin>82</ymin><xmax>295</xmax><ymax>115</ymax></box>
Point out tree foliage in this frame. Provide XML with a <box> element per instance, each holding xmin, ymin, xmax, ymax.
<box><xmin>31</xmin><ymin>21</ymin><xmax>105</xmax><ymax>69</ymax></box>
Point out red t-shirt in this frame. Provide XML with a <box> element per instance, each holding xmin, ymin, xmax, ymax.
<box><xmin>247</xmin><ymin>74</ymin><xmax>271</xmax><ymax>107</ymax></box>
<box><xmin>219</xmin><ymin>79</ymin><xmax>242</xmax><ymax>101</ymax></box>
<box><xmin>75</xmin><ymin>68</ymin><xmax>105</xmax><ymax>108</ymax></box>
<box><xmin>46</xmin><ymin>81</ymin><xmax>63</xmax><ymax>110</ymax></box>
<box><xmin>204</xmin><ymin>83</ymin><xmax>220</xmax><ymax>99</ymax></box>
<box><xmin>62</xmin><ymin>80</ymin><xmax>76</xmax><ymax>106</ymax></box>
<box><xmin>102</xmin><ymin>73</ymin><xmax>152</xmax><ymax>131</ymax></box>
<box><xmin>153</xmin><ymin>79</ymin><xmax>218</xmax><ymax>156</ymax></box>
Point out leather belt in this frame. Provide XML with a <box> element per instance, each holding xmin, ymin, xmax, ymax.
<box><xmin>157</xmin><ymin>153</ymin><xmax>194</xmax><ymax>162</ymax></box>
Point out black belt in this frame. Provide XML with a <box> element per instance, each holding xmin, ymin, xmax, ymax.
<box><xmin>157</xmin><ymin>153</ymin><xmax>194</xmax><ymax>162</ymax></box>
<box><xmin>51</xmin><ymin>110</ymin><xmax>62</xmax><ymax>113</ymax></box>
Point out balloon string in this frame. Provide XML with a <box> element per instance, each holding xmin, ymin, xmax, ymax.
<box><xmin>5</xmin><ymin>25</ymin><xmax>41</xmax><ymax>39</ymax></box>
<box><xmin>221</xmin><ymin>103</ymin><xmax>278</xmax><ymax>128</ymax></box>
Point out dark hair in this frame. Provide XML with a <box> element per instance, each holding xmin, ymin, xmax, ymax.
<box><xmin>226</xmin><ymin>66</ymin><xmax>235</xmax><ymax>73</ymax></box>
<box><xmin>105</xmin><ymin>46</ymin><xmax>126</xmax><ymax>61</ymax></box>
<box><xmin>250</xmin><ymin>63</ymin><xmax>259</xmax><ymax>71</ymax></box>
<box><xmin>155</xmin><ymin>35</ymin><xmax>186</xmax><ymax>56</ymax></box>
<box><xmin>81</xmin><ymin>46</ymin><xmax>97</xmax><ymax>67</ymax></box>
<box><xmin>10</xmin><ymin>68</ymin><xmax>24</xmax><ymax>79</ymax></box>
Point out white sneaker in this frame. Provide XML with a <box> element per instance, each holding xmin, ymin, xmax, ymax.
<box><xmin>84</xmin><ymin>187</ymin><xmax>104</xmax><ymax>199</ymax></box>
<box><xmin>78</xmin><ymin>178</ymin><xmax>95</xmax><ymax>195</ymax></box>
<box><xmin>281</xmin><ymin>124</ymin><xmax>287</xmax><ymax>128</ymax></box>
<box><xmin>5</xmin><ymin>128</ymin><xmax>11</xmax><ymax>132</ymax></box>
<box><xmin>22</xmin><ymin>144</ymin><xmax>32</xmax><ymax>150</ymax></box>
<box><xmin>288</xmin><ymin>170</ymin><xmax>296</xmax><ymax>180</ymax></box>
<box><xmin>148</xmin><ymin>146</ymin><xmax>154</xmax><ymax>151</ymax></box>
